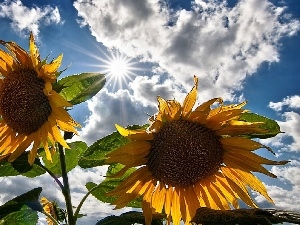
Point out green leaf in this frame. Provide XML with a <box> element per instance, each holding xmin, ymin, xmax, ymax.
<box><xmin>0</xmin><ymin>187</ymin><xmax>43</xmax><ymax>220</ymax></box>
<box><xmin>53</xmin><ymin>72</ymin><xmax>106</xmax><ymax>105</ymax></box>
<box><xmin>79</xmin><ymin>125</ymin><xmax>147</xmax><ymax>169</ymax></box>
<box><xmin>95</xmin><ymin>211</ymin><xmax>164</xmax><ymax>225</ymax></box>
<box><xmin>86</xmin><ymin>164</ymin><xmax>142</xmax><ymax>208</ymax></box>
<box><xmin>40</xmin><ymin>141</ymin><xmax>87</xmax><ymax>176</ymax></box>
<box><xmin>0</xmin><ymin>205</ymin><xmax>38</xmax><ymax>225</ymax></box>
<box><xmin>79</xmin><ymin>132</ymin><xmax>129</xmax><ymax>168</ymax></box>
<box><xmin>239</xmin><ymin>113</ymin><xmax>281</xmax><ymax>139</ymax></box>
<box><xmin>0</xmin><ymin>152</ymin><xmax>45</xmax><ymax>178</ymax></box>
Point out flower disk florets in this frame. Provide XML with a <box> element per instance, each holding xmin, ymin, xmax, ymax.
<box><xmin>147</xmin><ymin>119</ymin><xmax>223</xmax><ymax>187</ymax></box>
<box><xmin>0</xmin><ymin>68</ymin><xmax>52</xmax><ymax>134</ymax></box>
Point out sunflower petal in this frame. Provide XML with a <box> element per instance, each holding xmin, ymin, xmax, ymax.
<box><xmin>152</xmin><ymin>183</ymin><xmax>166</xmax><ymax>213</ymax></box>
<box><xmin>222</xmin><ymin>167</ymin><xmax>257</xmax><ymax>208</ymax></box>
<box><xmin>221</xmin><ymin>137</ymin><xmax>267</xmax><ymax>151</ymax></box>
<box><xmin>29</xmin><ymin>32</ymin><xmax>40</xmax><ymax>68</ymax></box>
<box><xmin>182</xmin><ymin>76</ymin><xmax>198</xmax><ymax>118</ymax></box>
<box><xmin>49</xmin><ymin>90</ymin><xmax>72</xmax><ymax>107</ymax></box>
<box><xmin>40</xmin><ymin>54</ymin><xmax>63</xmax><ymax>75</ymax></box>
<box><xmin>164</xmin><ymin>187</ymin><xmax>173</xmax><ymax>216</ymax></box>
<box><xmin>190</xmin><ymin>97</ymin><xmax>223</xmax><ymax>124</ymax></box>
<box><xmin>115</xmin><ymin>124</ymin><xmax>153</xmax><ymax>140</ymax></box>
<box><xmin>171</xmin><ymin>188</ymin><xmax>182</xmax><ymax>225</ymax></box>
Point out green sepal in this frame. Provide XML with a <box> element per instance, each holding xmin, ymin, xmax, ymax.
<box><xmin>85</xmin><ymin>164</ymin><xmax>142</xmax><ymax>208</ymax></box>
<box><xmin>0</xmin><ymin>187</ymin><xmax>43</xmax><ymax>222</ymax></box>
<box><xmin>95</xmin><ymin>211</ymin><xmax>164</xmax><ymax>225</ymax></box>
<box><xmin>40</xmin><ymin>141</ymin><xmax>87</xmax><ymax>176</ymax></box>
<box><xmin>78</xmin><ymin>125</ymin><xmax>147</xmax><ymax>169</ymax></box>
<box><xmin>53</xmin><ymin>72</ymin><xmax>106</xmax><ymax>105</ymax></box>
<box><xmin>239</xmin><ymin>112</ymin><xmax>281</xmax><ymax>139</ymax></box>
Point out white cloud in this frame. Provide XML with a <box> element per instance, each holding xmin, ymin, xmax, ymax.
<box><xmin>264</xmin><ymin>95</ymin><xmax>300</xmax><ymax>152</ymax></box>
<box><xmin>78</xmin><ymin>88</ymin><xmax>156</xmax><ymax>145</ymax></box>
<box><xmin>0</xmin><ymin>0</ymin><xmax>62</xmax><ymax>37</ymax></box>
<box><xmin>255</xmin><ymin>161</ymin><xmax>300</xmax><ymax>211</ymax></box>
<box><xmin>269</xmin><ymin>95</ymin><xmax>300</xmax><ymax>111</ymax></box>
<box><xmin>74</xmin><ymin>0</ymin><xmax>299</xmax><ymax>101</ymax></box>
<box><xmin>0</xmin><ymin>166</ymin><xmax>131</xmax><ymax>225</ymax></box>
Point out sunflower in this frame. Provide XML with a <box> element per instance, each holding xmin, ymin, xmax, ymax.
<box><xmin>105</xmin><ymin>76</ymin><xmax>288</xmax><ymax>225</ymax></box>
<box><xmin>0</xmin><ymin>33</ymin><xmax>80</xmax><ymax>164</ymax></box>
<box><xmin>41</xmin><ymin>197</ymin><xmax>58</xmax><ymax>225</ymax></box>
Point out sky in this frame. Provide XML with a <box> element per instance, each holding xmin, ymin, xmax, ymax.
<box><xmin>0</xmin><ymin>0</ymin><xmax>299</xmax><ymax>224</ymax></box>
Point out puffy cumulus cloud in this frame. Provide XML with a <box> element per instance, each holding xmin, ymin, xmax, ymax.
<box><xmin>277</xmin><ymin>112</ymin><xmax>300</xmax><ymax>151</ymax></box>
<box><xmin>74</xmin><ymin>0</ymin><xmax>299</xmax><ymax>101</ymax></box>
<box><xmin>269</xmin><ymin>95</ymin><xmax>300</xmax><ymax>111</ymax></box>
<box><xmin>79</xmin><ymin>88</ymin><xmax>156</xmax><ymax>145</ymax></box>
<box><xmin>129</xmin><ymin>75</ymin><xmax>184</xmax><ymax>107</ymax></box>
<box><xmin>263</xmin><ymin>96</ymin><xmax>300</xmax><ymax>152</ymax></box>
<box><xmin>255</xmin><ymin>160</ymin><xmax>300</xmax><ymax>211</ymax></box>
<box><xmin>0</xmin><ymin>0</ymin><xmax>62</xmax><ymax>37</ymax></box>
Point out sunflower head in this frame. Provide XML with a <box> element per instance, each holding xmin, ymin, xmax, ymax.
<box><xmin>105</xmin><ymin>76</ymin><xmax>288</xmax><ymax>225</ymax></box>
<box><xmin>40</xmin><ymin>196</ymin><xmax>66</xmax><ymax>225</ymax></box>
<box><xmin>0</xmin><ymin>33</ymin><xmax>80</xmax><ymax>164</ymax></box>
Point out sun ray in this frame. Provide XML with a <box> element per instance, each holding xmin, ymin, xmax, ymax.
<box><xmin>98</xmin><ymin>49</ymin><xmax>143</xmax><ymax>90</ymax></box>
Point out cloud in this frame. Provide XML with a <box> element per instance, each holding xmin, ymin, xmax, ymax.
<box><xmin>263</xmin><ymin>95</ymin><xmax>300</xmax><ymax>152</ymax></box>
<box><xmin>255</xmin><ymin>160</ymin><xmax>300</xmax><ymax>211</ymax></box>
<box><xmin>269</xmin><ymin>95</ymin><xmax>300</xmax><ymax>111</ymax></box>
<box><xmin>78</xmin><ymin>88</ymin><xmax>156</xmax><ymax>145</ymax></box>
<box><xmin>0</xmin><ymin>0</ymin><xmax>62</xmax><ymax>37</ymax></box>
<box><xmin>0</xmin><ymin>166</ymin><xmax>131</xmax><ymax>225</ymax></box>
<box><xmin>74</xmin><ymin>0</ymin><xmax>300</xmax><ymax>101</ymax></box>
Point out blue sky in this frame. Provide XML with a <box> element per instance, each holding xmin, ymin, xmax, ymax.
<box><xmin>0</xmin><ymin>0</ymin><xmax>300</xmax><ymax>224</ymax></box>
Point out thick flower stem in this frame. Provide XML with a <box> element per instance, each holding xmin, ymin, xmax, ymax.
<box><xmin>58</xmin><ymin>143</ymin><xmax>75</xmax><ymax>225</ymax></box>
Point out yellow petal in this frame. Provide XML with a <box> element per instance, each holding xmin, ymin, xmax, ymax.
<box><xmin>29</xmin><ymin>33</ymin><xmax>40</xmax><ymax>68</ymax></box>
<box><xmin>170</xmin><ymin>188</ymin><xmax>181</xmax><ymax>225</ymax></box>
<box><xmin>40</xmin><ymin>54</ymin><xmax>63</xmax><ymax>75</ymax></box>
<box><xmin>28</xmin><ymin>135</ymin><xmax>42</xmax><ymax>165</ymax></box>
<box><xmin>190</xmin><ymin>97</ymin><xmax>223</xmax><ymax>124</ymax></box>
<box><xmin>222</xmin><ymin>167</ymin><xmax>257</xmax><ymax>208</ymax></box>
<box><xmin>224</xmin><ymin>151</ymin><xmax>277</xmax><ymax>177</ymax></box>
<box><xmin>213</xmin><ymin>174</ymin><xmax>239</xmax><ymax>208</ymax></box>
<box><xmin>106</xmin><ymin>141</ymin><xmax>150</xmax><ymax>158</ymax></box>
<box><xmin>107</xmin><ymin>167</ymin><xmax>149</xmax><ymax>196</ymax></box>
<box><xmin>164</xmin><ymin>187</ymin><xmax>173</xmax><ymax>216</ymax></box>
<box><xmin>206</xmin><ymin>109</ymin><xmax>245</xmax><ymax>128</ymax></box>
<box><xmin>115</xmin><ymin>124</ymin><xmax>153</xmax><ymax>140</ymax></box>
<box><xmin>4</xmin><ymin>41</ymin><xmax>31</xmax><ymax>66</ymax></box>
<box><xmin>182</xmin><ymin>76</ymin><xmax>198</xmax><ymax>119</ymax></box>
<box><xmin>232</xmin><ymin>167</ymin><xmax>273</xmax><ymax>203</ymax></box>
<box><xmin>151</xmin><ymin>183</ymin><xmax>166</xmax><ymax>213</ymax></box>
<box><xmin>183</xmin><ymin>186</ymin><xmax>200</xmax><ymax>224</ymax></box>
<box><xmin>43</xmin><ymin>82</ymin><xmax>52</xmax><ymax>96</ymax></box>
<box><xmin>8</xmin><ymin>135</ymin><xmax>31</xmax><ymax>162</ymax></box>
<box><xmin>49</xmin><ymin>90</ymin><xmax>72</xmax><ymax>107</ymax></box>
<box><xmin>221</xmin><ymin>137</ymin><xmax>267</xmax><ymax>151</ymax></box>
<box><xmin>48</xmin><ymin>115</ymin><xmax>69</xmax><ymax>149</ymax></box>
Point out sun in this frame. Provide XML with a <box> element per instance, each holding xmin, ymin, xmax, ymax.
<box><xmin>98</xmin><ymin>50</ymin><xmax>140</xmax><ymax>90</ymax></box>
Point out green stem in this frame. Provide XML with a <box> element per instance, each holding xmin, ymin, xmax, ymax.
<box><xmin>37</xmin><ymin>163</ymin><xmax>64</xmax><ymax>191</ymax></box>
<box><xmin>58</xmin><ymin>143</ymin><xmax>75</xmax><ymax>225</ymax></box>
<box><xmin>43</xmin><ymin>211</ymin><xmax>59</xmax><ymax>225</ymax></box>
<box><xmin>73</xmin><ymin>183</ymin><xmax>102</xmax><ymax>223</ymax></box>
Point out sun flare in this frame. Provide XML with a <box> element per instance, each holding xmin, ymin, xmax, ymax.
<box><xmin>99</xmin><ymin>50</ymin><xmax>140</xmax><ymax>90</ymax></box>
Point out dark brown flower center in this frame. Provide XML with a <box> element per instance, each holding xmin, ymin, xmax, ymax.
<box><xmin>0</xmin><ymin>68</ymin><xmax>52</xmax><ymax>134</ymax></box>
<box><xmin>147</xmin><ymin>120</ymin><xmax>223</xmax><ymax>187</ymax></box>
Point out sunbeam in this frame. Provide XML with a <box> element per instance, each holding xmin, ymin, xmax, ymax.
<box><xmin>98</xmin><ymin>50</ymin><xmax>141</xmax><ymax>91</ymax></box>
